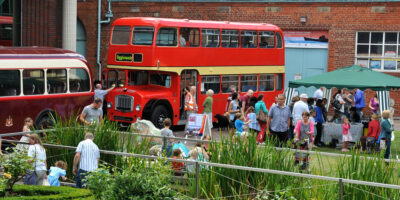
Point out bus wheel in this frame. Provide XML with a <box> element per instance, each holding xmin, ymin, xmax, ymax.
<box><xmin>151</xmin><ymin>105</ymin><xmax>169</xmax><ymax>129</ymax></box>
<box><xmin>37</xmin><ymin>115</ymin><xmax>54</xmax><ymax>130</ymax></box>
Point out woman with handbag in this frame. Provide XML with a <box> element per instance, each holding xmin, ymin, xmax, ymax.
<box><xmin>26</xmin><ymin>134</ymin><xmax>47</xmax><ymax>185</ymax></box>
<box><xmin>381</xmin><ymin>110</ymin><xmax>393</xmax><ymax>160</ymax></box>
<box><xmin>255</xmin><ymin>94</ymin><xmax>268</xmax><ymax>143</ymax></box>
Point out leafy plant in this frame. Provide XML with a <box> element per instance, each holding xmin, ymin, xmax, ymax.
<box><xmin>86</xmin><ymin>157</ymin><xmax>185</xmax><ymax>200</ymax></box>
<box><xmin>0</xmin><ymin>148</ymin><xmax>33</xmax><ymax>197</ymax></box>
<box><xmin>0</xmin><ymin>184</ymin><xmax>93</xmax><ymax>199</ymax></box>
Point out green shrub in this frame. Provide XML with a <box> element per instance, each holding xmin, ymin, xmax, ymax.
<box><xmin>0</xmin><ymin>184</ymin><xmax>93</xmax><ymax>199</ymax></box>
<box><xmin>0</xmin><ymin>149</ymin><xmax>33</xmax><ymax>196</ymax></box>
<box><xmin>86</xmin><ymin>157</ymin><xmax>186</xmax><ymax>200</ymax></box>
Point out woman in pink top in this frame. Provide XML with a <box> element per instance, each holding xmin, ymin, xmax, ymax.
<box><xmin>293</xmin><ymin>111</ymin><xmax>314</xmax><ymax>170</ymax></box>
<box><xmin>342</xmin><ymin>117</ymin><xmax>352</xmax><ymax>152</ymax></box>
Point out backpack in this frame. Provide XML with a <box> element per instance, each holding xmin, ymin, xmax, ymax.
<box><xmin>331</xmin><ymin>96</ymin><xmax>341</xmax><ymax>110</ymax></box>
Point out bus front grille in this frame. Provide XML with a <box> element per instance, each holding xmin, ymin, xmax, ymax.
<box><xmin>115</xmin><ymin>95</ymin><xmax>133</xmax><ymax>112</ymax></box>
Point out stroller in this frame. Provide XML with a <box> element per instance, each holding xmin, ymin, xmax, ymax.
<box><xmin>294</xmin><ymin>138</ymin><xmax>311</xmax><ymax>171</ymax></box>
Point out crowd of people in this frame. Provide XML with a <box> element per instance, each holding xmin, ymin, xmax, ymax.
<box><xmin>0</xmin><ymin>82</ymin><xmax>396</xmax><ymax>186</ymax></box>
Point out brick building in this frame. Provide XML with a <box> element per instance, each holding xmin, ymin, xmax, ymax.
<box><xmin>17</xmin><ymin>0</ymin><xmax>400</xmax><ymax>116</ymax></box>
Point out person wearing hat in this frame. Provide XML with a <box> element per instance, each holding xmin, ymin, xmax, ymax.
<box><xmin>292</xmin><ymin>94</ymin><xmax>310</xmax><ymax>126</ymax></box>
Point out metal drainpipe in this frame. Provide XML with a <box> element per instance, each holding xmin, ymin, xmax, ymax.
<box><xmin>97</xmin><ymin>0</ymin><xmax>113</xmax><ymax>80</ymax></box>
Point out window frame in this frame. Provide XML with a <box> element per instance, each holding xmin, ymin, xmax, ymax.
<box><xmin>131</xmin><ymin>26</ymin><xmax>155</xmax><ymax>46</ymax></box>
<box><xmin>221</xmin><ymin>75</ymin><xmax>239</xmax><ymax>94</ymax></box>
<box><xmin>69</xmin><ymin>68</ymin><xmax>91</xmax><ymax>93</ymax></box>
<box><xmin>0</xmin><ymin>69</ymin><xmax>21</xmax><ymax>97</ymax></box>
<box><xmin>355</xmin><ymin>31</ymin><xmax>400</xmax><ymax>71</ymax></box>
<box><xmin>156</xmin><ymin>27</ymin><xmax>178</xmax><ymax>47</ymax></box>
<box><xmin>258</xmin><ymin>74</ymin><xmax>275</xmax><ymax>92</ymax></box>
<box><xmin>221</xmin><ymin>29</ymin><xmax>239</xmax><ymax>48</ymax></box>
<box><xmin>201</xmin><ymin>28</ymin><xmax>220</xmax><ymax>48</ymax></box>
<box><xmin>240</xmin><ymin>74</ymin><xmax>258</xmax><ymax>92</ymax></box>
<box><xmin>150</xmin><ymin>73</ymin><xmax>171</xmax><ymax>88</ymax></box>
<box><xmin>111</xmin><ymin>25</ymin><xmax>132</xmax><ymax>45</ymax></box>
<box><xmin>201</xmin><ymin>75</ymin><xmax>221</xmax><ymax>94</ymax></box>
<box><xmin>240</xmin><ymin>30</ymin><xmax>258</xmax><ymax>48</ymax></box>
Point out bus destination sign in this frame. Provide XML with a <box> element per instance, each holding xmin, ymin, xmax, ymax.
<box><xmin>116</xmin><ymin>53</ymin><xmax>133</xmax><ymax>62</ymax></box>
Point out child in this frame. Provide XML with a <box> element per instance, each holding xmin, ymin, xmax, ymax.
<box><xmin>342</xmin><ymin>117</ymin><xmax>352</xmax><ymax>152</ymax></box>
<box><xmin>245</xmin><ymin>106</ymin><xmax>260</xmax><ymax>135</ymax></box>
<box><xmin>171</xmin><ymin>149</ymin><xmax>185</xmax><ymax>176</ymax></box>
<box><xmin>161</xmin><ymin>118</ymin><xmax>174</xmax><ymax>157</ymax></box>
<box><xmin>16</xmin><ymin>117</ymin><xmax>33</xmax><ymax>151</ymax></box>
<box><xmin>186</xmin><ymin>149</ymin><xmax>198</xmax><ymax>174</ymax></box>
<box><xmin>294</xmin><ymin>111</ymin><xmax>314</xmax><ymax>170</ymax></box>
<box><xmin>47</xmin><ymin>161</ymin><xmax>67</xmax><ymax>186</ymax></box>
<box><xmin>309</xmin><ymin>109</ymin><xmax>316</xmax><ymax>124</ymax></box>
<box><xmin>234</xmin><ymin>113</ymin><xmax>251</xmax><ymax>139</ymax></box>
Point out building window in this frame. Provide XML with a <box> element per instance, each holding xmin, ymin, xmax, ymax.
<box><xmin>201</xmin><ymin>75</ymin><xmax>220</xmax><ymax>94</ymax></box>
<box><xmin>221</xmin><ymin>30</ymin><xmax>239</xmax><ymax>48</ymax></box>
<box><xmin>111</xmin><ymin>26</ymin><xmax>131</xmax><ymax>45</ymax></box>
<box><xmin>201</xmin><ymin>29</ymin><xmax>220</xmax><ymax>48</ymax></box>
<box><xmin>221</xmin><ymin>75</ymin><xmax>239</xmax><ymax>93</ymax></box>
<box><xmin>356</xmin><ymin>32</ymin><xmax>400</xmax><ymax>71</ymax></box>
<box><xmin>240</xmin><ymin>75</ymin><xmax>257</xmax><ymax>92</ymax></box>
<box><xmin>156</xmin><ymin>28</ymin><xmax>177</xmax><ymax>46</ymax></box>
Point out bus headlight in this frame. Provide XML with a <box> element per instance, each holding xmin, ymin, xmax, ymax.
<box><xmin>135</xmin><ymin>105</ymin><xmax>141</xmax><ymax>111</ymax></box>
<box><xmin>107</xmin><ymin>102</ymin><xmax>112</xmax><ymax>108</ymax></box>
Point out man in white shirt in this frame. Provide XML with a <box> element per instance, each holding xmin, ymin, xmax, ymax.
<box><xmin>314</xmin><ymin>87</ymin><xmax>324</xmax><ymax>100</ymax></box>
<box><xmin>292</xmin><ymin>93</ymin><xmax>310</xmax><ymax>124</ymax></box>
<box><xmin>73</xmin><ymin>132</ymin><xmax>100</xmax><ymax>188</ymax></box>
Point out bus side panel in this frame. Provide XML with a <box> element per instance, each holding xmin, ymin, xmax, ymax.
<box><xmin>0</xmin><ymin>93</ymin><xmax>93</xmax><ymax>135</ymax></box>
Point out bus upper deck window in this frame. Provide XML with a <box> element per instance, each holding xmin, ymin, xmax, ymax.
<box><xmin>47</xmin><ymin>69</ymin><xmax>67</xmax><ymax>94</ymax></box>
<box><xmin>69</xmin><ymin>68</ymin><xmax>90</xmax><ymax>93</ymax></box>
<box><xmin>241</xmin><ymin>30</ymin><xmax>257</xmax><ymax>48</ymax></box>
<box><xmin>259</xmin><ymin>31</ymin><xmax>275</xmax><ymax>48</ymax></box>
<box><xmin>23</xmin><ymin>69</ymin><xmax>44</xmax><ymax>95</ymax></box>
<box><xmin>132</xmin><ymin>27</ymin><xmax>154</xmax><ymax>45</ymax></box>
<box><xmin>0</xmin><ymin>70</ymin><xmax>20</xmax><ymax>96</ymax></box>
<box><xmin>201</xmin><ymin>29</ymin><xmax>220</xmax><ymax>48</ymax></box>
<box><xmin>156</xmin><ymin>28</ymin><xmax>177</xmax><ymax>46</ymax></box>
<box><xmin>277</xmin><ymin>32</ymin><xmax>283</xmax><ymax>48</ymax></box>
<box><xmin>111</xmin><ymin>26</ymin><xmax>131</xmax><ymax>45</ymax></box>
<box><xmin>222</xmin><ymin>30</ymin><xmax>239</xmax><ymax>48</ymax></box>
<box><xmin>180</xmin><ymin>28</ymin><xmax>200</xmax><ymax>47</ymax></box>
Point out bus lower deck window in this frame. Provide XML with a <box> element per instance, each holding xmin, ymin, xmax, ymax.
<box><xmin>0</xmin><ymin>70</ymin><xmax>20</xmax><ymax>96</ymax></box>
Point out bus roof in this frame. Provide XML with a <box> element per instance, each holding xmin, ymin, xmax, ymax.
<box><xmin>0</xmin><ymin>46</ymin><xmax>86</xmax><ymax>61</ymax></box>
<box><xmin>113</xmin><ymin>17</ymin><xmax>281</xmax><ymax>31</ymax></box>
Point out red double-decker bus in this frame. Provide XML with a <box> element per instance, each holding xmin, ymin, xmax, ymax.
<box><xmin>0</xmin><ymin>47</ymin><xmax>93</xmax><ymax>135</ymax></box>
<box><xmin>104</xmin><ymin>17</ymin><xmax>285</xmax><ymax>128</ymax></box>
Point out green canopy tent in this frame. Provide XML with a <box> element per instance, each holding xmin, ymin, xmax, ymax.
<box><xmin>286</xmin><ymin>65</ymin><xmax>400</xmax><ymax>114</ymax></box>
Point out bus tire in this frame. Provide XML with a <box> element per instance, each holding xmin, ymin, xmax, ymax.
<box><xmin>151</xmin><ymin>105</ymin><xmax>169</xmax><ymax>129</ymax></box>
<box><xmin>36</xmin><ymin>113</ymin><xmax>54</xmax><ymax>130</ymax></box>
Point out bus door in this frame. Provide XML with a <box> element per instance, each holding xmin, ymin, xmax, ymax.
<box><xmin>180</xmin><ymin>70</ymin><xmax>198</xmax><ymax>120</ymax></box>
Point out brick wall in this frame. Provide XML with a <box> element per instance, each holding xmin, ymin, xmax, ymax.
<box><xmin>20</xmin><ymin>1</ymin><xmax>400</xmax><ymax>116</ymax></box>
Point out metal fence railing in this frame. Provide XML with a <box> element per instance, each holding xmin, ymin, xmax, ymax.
<box><xmin>2</xmin><ymin>129</ymin><xmax>400</xmax><ymax>199</ymax></box>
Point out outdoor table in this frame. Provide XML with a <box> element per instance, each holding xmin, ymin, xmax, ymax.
<box><xmin>322</xmin><ymin>122</ymin><xmax>363</xmax><ymax>146</ymax></box>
